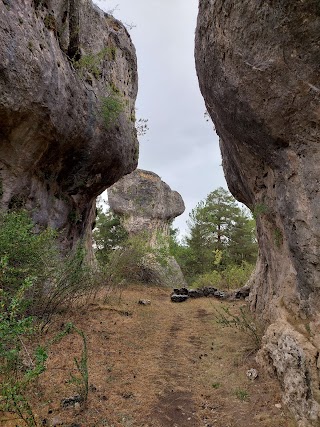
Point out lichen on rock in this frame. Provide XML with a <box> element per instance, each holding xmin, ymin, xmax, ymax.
<box><xmin>195</xmin><ymin>1</ymin><xmax>320</xmax><ymax>424</ymax></box>
<box><xmin>0</xmin><ymin>0</ymin><xmax>138</xmax><ymax>259</ymax></box>
<box><xmin>108</xmin><ymin>169</ymin><xmax>186</xmax><ymax>287</ymax></box>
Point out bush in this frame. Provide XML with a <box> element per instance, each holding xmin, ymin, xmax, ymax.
<box><xmin>106</xmin><ymin>234</ymin><xmax>150</xmax><ymax>285</ymax></box>
<box><xmin>0</xmin><ymin>210</ymin><xmax>93</xmax><ymax>424</ymax></box>
<box><xmin>191</xmin><ymin>262</ymin><xmax>254</xmax><ymax>290</ymax></box>
<box><xmin>0</xmin><ymin>284</ymin><xmax>89</xmax><ymax>425</ymax></box>
<box><xmin>0</xmin><ymin>280</ymin><xmax>47</xmax><ymax>426</ymax></box>
<box><xmin>214</xmin><ymin>305</ymin><xmax>264</xmax><ymax>352</ymax></box>
<box><xmin>222</xmin><ymin>262</ymin><xmax>255</xmax><ymax>290</ymax></box>
<box><xmin>105</xmin><ymin>232</ymin><xmax>174</xmax><ymax>287</ymax></box>
<box><xmin>0</xmin><ymin>210</ymin><xmax>100</xmax><ymax>319</ymax></box>
<box><xmin>192</xmin><ymin>270</ymin><xmax>223</xmax><ymax>289</ymax></box>
<box><xmin>100</xmin><ymin>87</ymin><xmax>124</xmax><ymax>128</ymax></box>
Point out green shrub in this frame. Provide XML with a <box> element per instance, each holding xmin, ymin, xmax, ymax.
<box><xmin>214</xmin><ymin>305</ymin><xmax>263</xmax><ymax>352</ymax></box>
<box><xmin>222</xmin><ymin>262</ymin><xmax>255</xmax><ymax>290</ymax></box>
<box><xmin>107</xmin><ymin>234</ymin><xmax>149</xmax><ymax>285</ymax></box>
<box><xmin>0</xmin><ymin>210</ymin><xmax>92</xmax><ymax>424</ymax></box>
<box><xmin>0</xmin><ymin>280</ymin><xmax>47</xmax><ymax>426</ymax></box>
<box><xmin>192</xmin><ymin>270</ymin><xmax>223</xmax><ymax>289</ymax></box>
<box><xmin>0</xmin><ymin>284</ymin><xmax>89</xmax><ymax>425</ymax></box>
<box><xmin>0</xmin><ymin>210</ymin><xmax>100</xmax><ymax>319</ymax></box>
<box><xmin>0</xmin><ymin>210</ymin><xmax>58</xmax><ymax>298</ymax></box>
<box><xmin>191</xmin><ymin>262</ymin><xmax>254</xmax><ymax>290</ymax></box>
<box><xmin>73</xmin><ymin>47</ymin><xmax>116</xmax><ymax>78</ymax></box>
<box><xmin>100</xmin><ymin>90</ymin><xmax>124</xmax><ymax>128</ymax></box>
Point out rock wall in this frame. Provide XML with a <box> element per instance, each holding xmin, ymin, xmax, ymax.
<box><xmin>195</xmin><ymin>1</ymin><xmax>320</xmax><ymax>425</ymax></box>
<box><xmin>108</xmin><ymin>169</ymin><xmax>186</xmax><ymax>286</ymax></box>
<box><xmin>0</xmin><ymin>0</ymin><xmax>138</xmax><ymax>258</ymax></box>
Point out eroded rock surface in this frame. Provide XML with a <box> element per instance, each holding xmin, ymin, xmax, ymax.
<box><xmin>108</xmin><ymin>169</ymin><xmax>186</xmax><ymax>286</ymax></box>
<box><xmin>195</xmin><ymin>1</ymin><xmax>320</xmax><ymax>425</ymax></box>
<box><xmin>0</xmin><ymin>0</ymin><xmax>138</xmax><ymax>257</ymax></box>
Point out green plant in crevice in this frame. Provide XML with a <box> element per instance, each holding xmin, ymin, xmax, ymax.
<box><xmin>252</xmin><ymin>203</ymin><xmax>268</xmax><ymax>220</ymax></box>
<box><xmin>273</xmin><ymin>227</ymin><xmax>283</xmax><ymax>248</ymax></box>
<box><xmin>73</xmin><ymin>46</ymin><xmax>116</xmax><ymax>79</ymax></box>
<box><xmin>100</xmin><ymin>85</ymin><xmax>124</xmax><ymax>129</ymax></box>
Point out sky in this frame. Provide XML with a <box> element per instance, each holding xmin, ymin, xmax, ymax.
<box><xmin>95</xmin><ymin>0</ymin><xmax>227</xmax><ymax>237</ymax></box>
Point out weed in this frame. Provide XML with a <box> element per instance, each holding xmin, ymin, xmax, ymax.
<box><xmin>100</xmin><ymin>88</ymin><xmax>124</xmax><ymax>128</ymax></box>
<box><xmin>252</xmin><ymin>203</ymin><xmax>268</xmax><ymax>219</ymax></box>
<box><xmin>212</xmin><ymin>382</ymin><xmax>221</xmax><ymax>389</ymax></box>
<box><xmin>0</xmin><ymin>209</ymin><xmax>103</xmax><ymax>320</ymax></box>
<box><xmin>0</xmin><ymin>279</ymin><xmax>47</xmax><ymax>426</ymax></box>
<box><xmin>273</xmin><ymin>227</ymin><xmax>283</xmax><ymax>248</ymax></box>
<box><xmin>69</xmin><ymin>327</ymin><xmax>89</xmax><ymax>403</ymax></box>
<box><xmin>192</xmin><ymin>262</ymin><xmax>254</xmax><ymax>290</ymax></box>
<box><xmin>214</xmin><ymin>305</ymin><xmax>263</xmax><ymax>352</ymax></box>
<box><xmin>234</xmin><ymin>388</ymin><xmax>249</xmax><ymax>401</ymax></box>
<box><xmin>73</xmin><ymin>47</ymin><xmax>116</xmax><ymax>79</ymax></box>
<box><xmin>43</xmin><ymin>14</ymin><xmax>56</xmax><ymax>32</ymax></box>
<box><xmin>68</xmin><ymin>209</ymin><xmax>82</xmax><ymax>224</ymax></box>
<box><xmin>136</xmin><ymin>118</ymin><xmax>149</xmax><ymax>137</ymax></box>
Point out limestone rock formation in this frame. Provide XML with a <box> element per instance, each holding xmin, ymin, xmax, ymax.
<box><xmin>195</xmin><ymin>1</ymin><xmax>320</xmax><ymax>425</ymax></box>
<box><xmin>0</xmin><ymin>0</ymin><xmax>138</xmax><ymax>258</ymax></box>
<box><xmin>108</xmin><ymin>169</ymin><xmax>186</xmax><ymax>286</ymax></box>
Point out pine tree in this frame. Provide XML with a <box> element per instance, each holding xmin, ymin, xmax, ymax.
<box><xmin>186</xmin><ymin>187</ymin><xmax>257</xmax><ymax>277</ymax></box>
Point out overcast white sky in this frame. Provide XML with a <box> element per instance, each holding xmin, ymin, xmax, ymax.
<box><xmin>95</xmin><ymin>0</ymin><xmax>227</xmax><ymax>236</ymax></box>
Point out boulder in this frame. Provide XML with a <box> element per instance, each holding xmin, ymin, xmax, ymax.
<box><xmin>195</xmin><ymin>1</ymin><xmax>320</xmax><ymax>424</ymax></box>
<box><xmin>171</xmin><ymin>294</ymin><xmax>189</xmax><ymax>303</ymax></box>
<box><xmin>0</xmin><ymin>0</ymin><xmax>138</xmax><ymax>259</ymax></box>
<box><xmin>108</xmin><ymin>169</ymin><xmax>186</xmax><ymax>286</ymax></box>
<box><xmin>188</xmin><ymin>289</ymin><xmax>204</xmax><ymax>298</ymax></box>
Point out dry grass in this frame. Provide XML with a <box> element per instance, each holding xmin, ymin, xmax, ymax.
<box><xmin>0</xmin><ymin>285</ymin><xmax>297</xmax><ymax>427</ymax></box>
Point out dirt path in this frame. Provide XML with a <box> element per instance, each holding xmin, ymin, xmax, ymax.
<box><xmin>2</xmin><ymin>285</ymin><xmax>297</xmax><ymax>427</ymax></box>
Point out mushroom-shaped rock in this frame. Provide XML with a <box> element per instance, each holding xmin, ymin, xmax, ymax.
<box><xmin>108</xmin><ymin>169</ymin><xmax>185</xmax><ymax>238</ymax></box>
<box><xmin>195</xmin><ymin>1</ymin><xmax>320</xmax><ymax>424</ymax></box>
<box><xmin>0</xmin><ymin>0</ymin><xmax>138</xmax><ymax>259</ymax></box>
<box><xmin>108</xmin><ymin>169</ymin><xmax>186</xmax><ymax>286</ymax></box>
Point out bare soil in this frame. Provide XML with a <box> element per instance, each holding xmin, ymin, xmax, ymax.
<box><xmin>1</xmin><ymin>285</ymin><xmax>297</xmax><ymax>427</ymax></box>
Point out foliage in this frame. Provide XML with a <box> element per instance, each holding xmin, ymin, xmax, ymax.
<box><xmin>135</xmin><ymin>118</ymin><xmax>149</xmax><ymax>137</ymax></box>
<box><xmin>234</xmin><ymin>389</ymin><xmax>249</xmax><ymax>401</ymax></box>
<box><xmin>106</xmin><ymin>233</ymin><xmax>150</xmax><ymax>285</ymax></box>
<box><xmin>178</xmin><ymin>187</ymin><xmax>257</xmax><ymax>283</ymax></box>
<box><xmin>252</xmin><ymin>203</ymin><xmax>268</xmax><ymax>219</ymax></box>
<box><xmin>0</xmin><ymin>284</ymin><xmax>89</xmax><ymax>425</ymax></box>
<box><xmin>0</xmin><ymin>281</ymin><xmax>47</xmax><ymax>426</ymax></box>
<box><xmin>100</xmin><ymin>86</ymin><xmax>124</xmax><ymax>128</ymax></box>
<box><xmin>191</xmin><ymin>262</ymin><xmax>254</xmax><ymax>290</ymax></box>
<box><xmin>73</xmin><ymin>47</ymin><xmax>116</xmax><ymax>78</ymax></box>
<box><xmin>0</xmin><ymin>210</ymin><xmax>100</xmax><ymax>320</ymax></box>
<box><xmin>214</xmin><ymin>305</ymin><xmax>263</xmax><ymax>352</ymax></box>
<box><xmin>0</xmin><ymin>210</ymin><xmax>58</xmax><ymax>298</ymax></box>
<box><xmin>93</xmin><ymin>204</ymin><xmax>128</xmax><ymax>264</ymax></box>
<box><xmin>192</xmin><ymin>270</ymin><xmax>222</xmax><ymax>289</ymax></box>
<box><xmin>67</xmin><ymin>326</ymin><xmax>89</xmax><ymax>403</ymax></box>
<box><xmin>0</xmin><ymin>210</ymin><xmax>92</xmax><ymax>423</ymax></box>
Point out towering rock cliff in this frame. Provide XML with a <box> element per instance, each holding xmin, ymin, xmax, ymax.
<box><xmin>195</xmin><ymin>1</ymin><xmax>320</xmax><ymax>425</ymax></box>
<box><xmin>0</xmin><ymin>0</ymin><xmax>138</xmax><ymax>257</ymax></box>
<box><xmin>108</xmin><ymin>169</ymin><xmax>186</xmax><ymax>286</ymax></box>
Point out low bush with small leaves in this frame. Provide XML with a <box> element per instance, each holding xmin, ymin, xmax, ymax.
<box><xmin>0</xmin><ymin>210</ymin><xmax>92</xmax><ymax>424</ymax></box>
<box><xmin>214</xmin><ymin>305</ymin><xmax>264</xmax><ymax>353</ymax></box>
<box><xmin>192</xmin><ymin>262</ymin><xmax>254</xmax><ymax>291</ymax></box>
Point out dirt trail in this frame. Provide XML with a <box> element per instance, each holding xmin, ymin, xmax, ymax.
<box><xmin>1</xmin><ymin>285</ymin><xmax>297</xmax><ymax>427</ymax></box>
